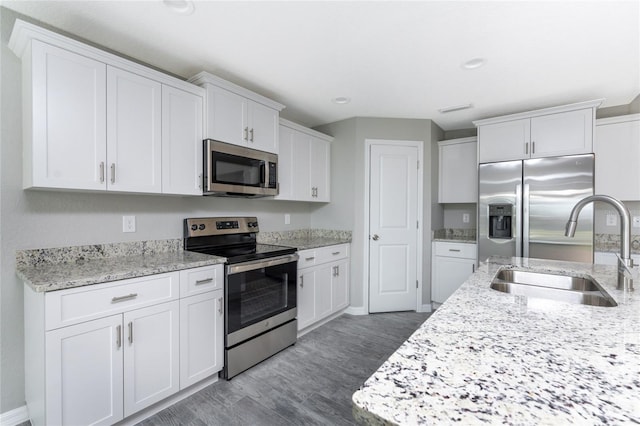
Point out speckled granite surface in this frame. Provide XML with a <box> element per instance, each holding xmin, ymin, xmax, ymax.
<box><xmin>258</xmin><ymin>229</ymin><xmax>352</xmax><ymax>250</ymax></box>
<box><xmin>352</xmin><ymin>256</ymin><xmax>639</xmax><ymax>425</ymax></box>
<box><xmin>432</xmin><ymin>228</ymin><xmax>476</xmax><ymax>243</ymax></box>
<box><xmin>595</xmin><ymin>233</ymin><xmax>640</xmax><ymax>254</ymax></box>
<box><xmin>16</xmin><ymin>239</ymin><xmax>225</xmax><ymax>293</ymax></box>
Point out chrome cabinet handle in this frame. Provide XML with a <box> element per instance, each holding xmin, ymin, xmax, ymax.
<box><xmin>305</xmin><ymin>257</ymin><xmax>315</xmax><ymax>261</ymax></box>
<box><xmin>532</xmin><ymin>141</ymin><xmax>535</xmax><ymax>154</ymax></box>
<box><xmin>116</xmin><ymin>325</ymin><xmax>122</xmax><ymax>348</ymax></box>
<box><xmin>99</xmin><ymin>162</ymin><xmax>105</xmax><ymax>183</ymax></box>
<box><xmin>195</xmin><ymin>278</ymin><xmax>213</xmax><ymax>285</ymax></box>
<box><xmin>472</xmin><ymin>264</ymin><xmax>475</xmax><ymax>273</ymax></box>
<box><xmin>449</xmin><ymin>249</ymin><xmax>461</xmax><ymax>252</ymax></box>
<box><xmin>112</xmin><ymin>293</ymin><xmax>138</xmax><ymax>303</ymax></box>
<box><xmin>244</xmin><ymin>127</ymin><xmax>249</xmax><ymax>141</ymax></box>
<box><xmin>525</xmin><ymin>142</ymin><xmax>529</xmax><ymax>155</ymax></box>
<box><xmin>217</xmin><ymin>297</ymin><xmax>223</xmax><ymax>315</ymax></box>
<box><xmin>332</xmin><ymin>252</ymin><xmax>340</xmax><ymax>255</ymax></box>
<box><xmin>300</xmin><ymin>275</ymin><xmax>304</xmax><ymax>287</ymax></box>
<box><xmin>250</xmin><ymin>128</ymin><xmax>254</xmax><ymax>142</ymax></box>
<box><xmin>110</xmin><ymin>163</ymin><xmax>116</xmax><ymax>184</ymax></box>
<box><xmin>372</xmin><ymin>234</ymin><xmax>380</xmax><ymax>241</ymax></box>
<box><xmin>128</xmin><ymin>321</ymin><xmax>133</xmax><ymax>344</ymax></box>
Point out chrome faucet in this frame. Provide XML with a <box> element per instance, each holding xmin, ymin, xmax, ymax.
<box><xmin>565</xmin><ymin>195</ymin><xmax>634</xmax><ymax>291</ymax></box>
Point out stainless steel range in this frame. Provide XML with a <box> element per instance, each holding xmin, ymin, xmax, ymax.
<box><xmin>184</xmin><ymin>217</ymin><xmax>298</xmax><ymax>379</ymax></box>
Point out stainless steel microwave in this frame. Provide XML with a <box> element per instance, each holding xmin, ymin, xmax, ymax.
<box><xmin>203</xmin><ymin>139</ymin><xmax>278</xmax><ymax>197</ymax></box>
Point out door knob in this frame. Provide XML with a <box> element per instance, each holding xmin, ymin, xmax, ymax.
<box><xmin>372</xmin><ymin>234</ymin><xmax>380</xmax><ymax>241</ymax></box>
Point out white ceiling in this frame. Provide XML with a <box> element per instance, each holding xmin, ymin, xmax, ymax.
<box><xmin>3</xmin><ymin>1</ymin><xmax>639</xmax><ymax>131</ymax></box>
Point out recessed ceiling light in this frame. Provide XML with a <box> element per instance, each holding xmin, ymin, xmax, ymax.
<box><xmin>462</xmin><ymin>58</ymin><xmax>486</xmax><ymax>70</ymax></box>
<box><xmin>438</xmin><ymin>103</ymin><xmax>473</xmax><ymax>113</ymax></box>
<box><xmin>332</xmin><ymin>97</ymin><xmax>351</xmax><ymax>105</ymax></box>
<box><xmin>163</xmin><ymin>0</ymin><xmax>195</xmax><ymax>15</ymax></box>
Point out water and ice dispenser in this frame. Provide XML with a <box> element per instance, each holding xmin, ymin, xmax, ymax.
<box><xmin>488</xmin><ymin>204</ymin><xmax>512</xmax><ymax>239</ymax></box>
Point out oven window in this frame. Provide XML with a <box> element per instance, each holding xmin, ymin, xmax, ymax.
<box><xmin>213</xmin><ymin>152</ymin><xmax>262</xmax><ymax>187</ymax></box>
<box><xmin>227</xmin><ymin>261</ymin><xmax>297</xmax><ymax>334</ymax></box>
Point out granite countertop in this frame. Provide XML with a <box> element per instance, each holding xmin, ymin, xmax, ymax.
<box><xmin>352</xmin><ymin>257</ymin><xmax>640</xmax><ymax>425</ymax></box>
<box><xmin>272</xmin><ymin>237</ymin><xmax>352</xmax><ymax>251</ymax></box>
<box><xmin>432</xmin><ymin>237</ymin><xmax>476</xmax><ymax>244</ymax></box>
<box><xmin>258</xmin><ymin>229</ymin><xmax>352</xmax><ymax>251</ymax></box>
<box><xmin>17</xmin><ymin>240</ymin><xmax>226</xmax><ymax>293</ymax></box>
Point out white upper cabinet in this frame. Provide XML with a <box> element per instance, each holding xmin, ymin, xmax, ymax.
<box><xmin>161</xmin><ymin>85</ymin><xmax>204</xmax><ymax>196</ymax></box>
<box><xmin>474</xmin><ymin>100</ymin><xmax>602</xmax><ymax>163</ymax></box>
<box><xmin>9</xmin><ymin>19</ymin><xmax>206</xmax><ymax>196</ymax></box>
<box><xmin>23</xmin><ymin>40</ymin><xmax>107</xmax><ymax>190</ymax></box>
<box><xmin>107</xmin><ymin>66</ymin><xmax>162</xmax><ymax>193</ymax></box>
<box><xmin>189</xmin><ymin>71</ymin><xmax>284</xmax><ymax>154</ymax></box>
<box><xmin>438</xmin><ymin>137</ymin><xmax>477</xmax><ymax>203</ymax></box>
<box><xmin>595</xmin><ymin>114</ymin><xmax>640</xmax><ymax>200</ymax></box>
<box><xmin>276</xmin><ymin>119</ymin><xmax>332</xmax><ymax>202</ymax></box>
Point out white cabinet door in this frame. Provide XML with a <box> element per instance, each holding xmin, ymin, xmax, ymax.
<box><xmin>206</xmin><ymin>85</ymin><xmax>247</xmax><ymax>146</ymax></box>
<box><xmin>310</xmin><ymin>137</ymin><xmax>331</xmax><ymax>202</ymax></box>
<box><xmin>248</xmin><ymin>101</ymin><xmax>279</xmax><ymax>153</ymax></box>
<box><xmin>291</xmin><ymin>130</ymin><xmax>313</xmax><ymax>201</ymax></box>
<box><xmin>107</xmin><ymin>66</ymin><xmax>162</xmax><ymax>193</ymax></box>
<box><xmin>297</xmin><ymin>269</ymin><xmax>317</xmax><ymax>330</ymax></box>
<box><xmin>432</xmin><ymin>257</ymin><xmax>475</xmax><ymax>304</ymax></box>
<box><xmin>314</xmin><ymin>265</ymin><xmax>333</xmax><ymax>321</ymax></box>
<box><xmin>438</xmin><ymin>138</ymin><xmax>477</xmax><ymax>203</ymax></box>
<box><xmin>595</xmin><ymin>115</ymin><xmax>640</xmax><ymax>200</ymax></box>
<box><xmin>29</xmin><ymin>40</ymin><xmax>107</xmax><ymax>190</ymax></box>
<box><xmin>123</xmin><ymin>301</ymin><xmax>179</xmax><ymax>416</ymax></box>
<box><xmin>531</xmin><ymin>108</ymin><xmax>593</xmax><ymax>158</ymax></box>
<box><xmin>179</xmin><ymin>290</ymin><xmax>223</xmax><ymax>389</ymax></box>
<box><xmin>162</xmin><ymin>85</ymin><xmax>203</xmax><ymax>195</ymax></box>
<box><xmin>478</xmin><ymin>119</ymin><xmax>530</xmax><ymax>163</ymax></box>
<box><xmin>275</xmin><ymin>125</ymin><xmax>295</xmax><ymax>200</ymax></box>
<box><xmin>331</xmin><ymin>260</ymin><xmax>350</xmax><ymax>312</ymax></box>
<box><xmin>45</xmin><ymin>315</ymin><xmax>123</xmax><ymax>426</ymax></box>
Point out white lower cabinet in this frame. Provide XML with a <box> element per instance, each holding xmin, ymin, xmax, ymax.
<box><xmin>297</xmin><ymin>244</ymin><xmax>350</xmax><ymax>331</ymax></box>
<box><xmin>24</xmin><ymin>264</ymin><xmax>223</xmax><ymax>426</ymax></box>
<box><xmin>431</xmin><ymin>242</ymin><xmax>477</xmax><ymax>304</ymax></box>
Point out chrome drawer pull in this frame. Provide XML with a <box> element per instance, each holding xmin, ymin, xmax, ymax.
<box><xmin>195</xmin><ymin>278</ymin><xmax>214</xmax><ymax>285</ymax></box>
<box><xmin>448</xmin><ymin>249</ymin><xmax>461</xmax><ymax>252</ymax></box>
<box><xmin>305</xmin><ymin>257</ymin><xmax>315</xmax><ymax>261</ymax></box>
<box><xmin>332</xmin><ymin>252</ymin><xmax>340</xmax><ymax>255</ymax></box>
<box><xmin>116</xmin><ymin>325</ymin><xmax>122</xmax><ymax>348</ymax></box>
<box><xmin>128</xmin><ymin>321</ymin><xmax>133</xmax><ymax>344</ymax></box>
<box><xmin>111</xmin><ymin>293</ymin><xmax>138</xmax><ymax>303</ymax></box>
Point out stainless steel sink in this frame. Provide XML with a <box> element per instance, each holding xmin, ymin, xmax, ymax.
<box><xmin>490</xmin><ymin>269</ymin><xmax>617</xmax><ymax>307</ymax></box>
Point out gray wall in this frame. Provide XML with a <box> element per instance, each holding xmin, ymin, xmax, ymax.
<box><xmin>0</xmin><ymin>8</ymin><xmax>316</xmax><ymax>413</ymax></box>
<box><xmin>314</xmin><ymin>117</ymin><xmax>441</xmax><ymax>310</ymax></box>
<box><xmin>443</xmin><ymin>203</ymin><xmax>477</xmax><ymax>229</ymax></box>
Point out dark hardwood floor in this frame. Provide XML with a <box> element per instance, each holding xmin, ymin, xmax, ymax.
<box><xmin>137</xmin><ymin>311</ymin><xmax>431</xmax><ymax>426</ymax></box>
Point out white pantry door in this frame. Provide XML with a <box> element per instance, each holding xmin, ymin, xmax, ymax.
<box><xmin>369</xmin><ymin>144</ymin><xmax>419</xmax><ymax>313</ymax></box>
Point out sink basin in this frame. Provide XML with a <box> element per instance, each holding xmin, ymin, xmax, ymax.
<box><xmin>490</xmin><ymin>269</ymin><xmax>617</xmax><ymax>307</ymax></box>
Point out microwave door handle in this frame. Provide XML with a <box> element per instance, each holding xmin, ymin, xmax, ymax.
<box><xmin>260</xmin><ymin>163</ymin><xmax>266</xmax><ymax>185</ymax></box>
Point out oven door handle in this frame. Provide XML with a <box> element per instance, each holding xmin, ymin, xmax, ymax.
<box><xmin>226</xmin><ymin>253</ymin><xmax>299</xmax><ymax>275</ymax></box>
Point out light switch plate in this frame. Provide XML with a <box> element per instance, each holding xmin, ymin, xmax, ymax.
<box><xmin>633</xmin><ymin>216</ymin><xmax>640</xmax><ymax>228</ymax></box>
<box><xmin>123</xmin><ymin>215</ymin><xmax>136</xmax><ymax>233</ymax></box>
<box><xmin>606</xmin><ymin>214</ymin><xmax>617</xmax><ymax>227</ymax></box>
<box><xmin>284</xmin><ymin>214</ymin><xmax>291</xmax><ymax>225</ymax></box>
<box><xmin>462</xmin><ymin>213</ymin><xmax>470</xmax><ymax>223</ymax></box>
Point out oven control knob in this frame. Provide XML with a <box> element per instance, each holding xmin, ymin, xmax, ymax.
<box><xmin>190</xmin><ymin>224</ymin><xmax>198</xmax><ymax>231</ymax></box>
<box><xmin>198</xmin><ymin>224</ymin><xmax>206</xmax><ymax>230</ymax></box>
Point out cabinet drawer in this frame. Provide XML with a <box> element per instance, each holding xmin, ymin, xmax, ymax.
<box><xmin>45</xmin><ymin>272</ymin><xmax>179</xmax><ymax>330</ymax></box>
<box><xmin>434</xmin><ymin>242</ymin><xmax>476</xmax><ymax>259</ymax></box>
<box><xmin>315</xmin><ymin>244</ymin><xmax>349</xmax><ymax>264</ymax></box>
<box><xmin>298</xmin><ymin>244</ymin><xmax>350</xmax><ymax>269</ymax></box>
<box><xmin>180</xmin><ymin>265</ymin><xmax>222</xmax><ymax>297</ymax></box>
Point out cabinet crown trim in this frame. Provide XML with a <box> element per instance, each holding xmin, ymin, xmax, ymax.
<box><xmin>279</xmin><ymin>118</ymin><xmax>334</xmax><ymax>142</ymax></box>
<box><xmin>188</xmin><ymin>71</ymin><xmax>285</xmax><ymax>111</ymax></box>
<box><xmin>8</xmin><ymin>19</ymin><xmax>203</xmax><ymax>95</ymax></box>
<box><xmin>472</xmin><ymin>99</ymin><xmax>604</xmax><ymax>127</ymax></box>
<box><xmin>596</xmin><ymin>113</ymin><xmax>640</xmax><ymax>126</ymax></box>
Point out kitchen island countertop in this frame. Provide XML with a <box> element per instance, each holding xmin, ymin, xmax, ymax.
<box><xmin>352</xmin><ymin>256</ymin><xmax>639</xmax><ymax>425</ymax></box>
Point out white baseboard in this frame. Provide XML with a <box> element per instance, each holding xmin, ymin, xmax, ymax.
<box><xmin>344</xmin><ymin>306</ymin><xmax>368</xmax><ymax>315</ymax></box>
<box><xmin>418</xmin><ymin>303</ymin><xmax>433</xmax><ymax>313</ymax></box>
<box><xmin>0</xmin><ymin>405</ymin><xmax>29</xmax><ymax>426</ymax></box>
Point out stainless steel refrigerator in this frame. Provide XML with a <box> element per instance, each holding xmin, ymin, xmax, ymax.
<box><xmin>478</xmin><ymin>154</ymin><xmax>594</xmax><ymax>263</ymax></box>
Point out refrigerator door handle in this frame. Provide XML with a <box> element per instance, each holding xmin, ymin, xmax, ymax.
<box><xmin>523</xmin><ymin>183</ymin><xmax>530</xmax><ymax>258</ymax></box>
<box><xmin>515</xmin><ymin>184</ymin><xmax>522</xmax><ymax>257</ymax></box>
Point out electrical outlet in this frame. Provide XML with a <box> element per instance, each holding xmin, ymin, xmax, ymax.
<box><xmin>122</xmin><ymin>215</ymin><xmax>136</xmax><ymax>233</ymax></box>
<box><xmin>633</xmin><ymin>216</ymin><xmax>640</xmax><ymax>228</ymax></box>
<box><xmin>606</xmin><ymin>214</ymin><xmax>617</xmax><ymax>227</ymax></box>
<box><xmin>284</xmin><ymin>214</ymin><xmax>291</xmax><ymax>225</ymax></box>
<box><xmin>462</xmin><ymin>213</ymin><xmax>470</xmax><ymax>223</ymax></box>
